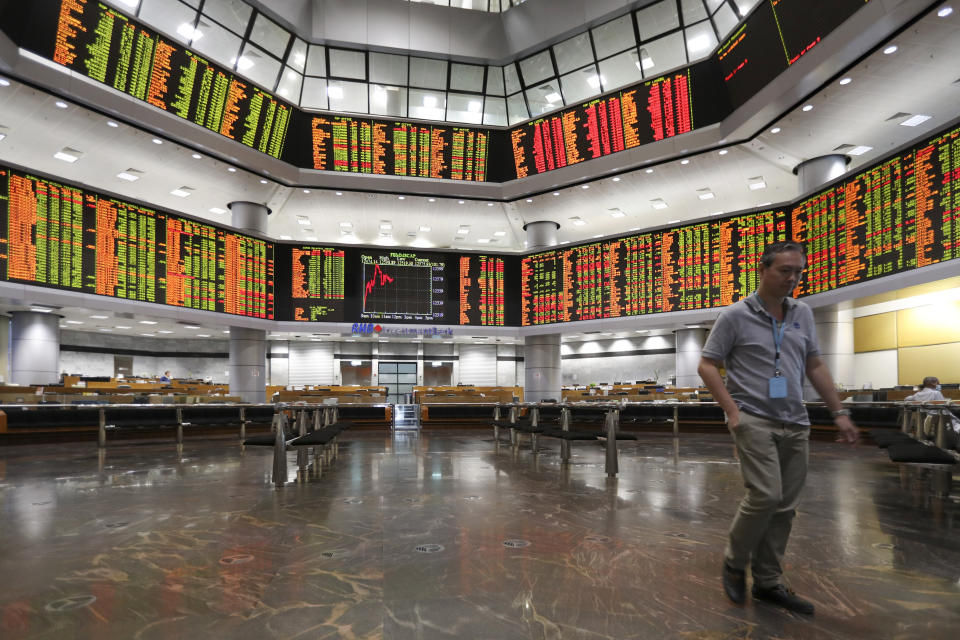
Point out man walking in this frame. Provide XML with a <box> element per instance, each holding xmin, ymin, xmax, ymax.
<box><xmin>697</xmin><ymin>241</ymin><xmax>858</xmax><ymax>615</ymax></box>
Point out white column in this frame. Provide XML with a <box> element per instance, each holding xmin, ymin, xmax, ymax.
<box><xmin>524</xmin><ymin>333</ymin><xmax>561</xmax><ymax>402</ymax></box>
<box><xmin>10</xmin><ymin>311</ymin><xmax>60</xmax><ymax>385</ymax></box>
<box><xmin>523</xmin><ymin>220</ymin><xmax>559</xmax><ymax>250</ymax></box>
<box><xmin>0</xmin><ymin>315</ymin><xmax>10</xmax><ymax>383</ymax></box>
<box><xmin>229</xmin><ymin>327</ymin><xmax>266</xmax><ymax>403</ymax></box>
<box><xmin>228</xmin><ymin>201</ymin><xmax>270</xmax><ymax>235</ymax></box>
<box><xmin>807</xmin><ymin>304</ymin><xmax>854</xmax><ymax>399</ymax></box>
<box><xmin>795</xmin><ymin>155</ymin><xmax>848</xmax><ymax>195</ymax></box>
<box><xmin>675</xmin><ymin>328</ymin><xmax>706</xmax><ymax>388</ymax></box>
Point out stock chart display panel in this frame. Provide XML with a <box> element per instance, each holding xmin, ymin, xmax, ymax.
<box><xmin>5</xmin><ymin>0</ymin><xmax>292</xmax><ymax>159</ymax></box>
<box><xmin>509</xmin><ymin>64</ymin><xmax>724</xmax><ymax>179</ymax></box>
<box><xmin>0</xmin><ymin>165</ymin><xmax>275</xmax><ymax>319</ymax></box>
<box><xmin>359</xmin><ymin>251</ymin><xmax>448</xmax><ymax>322</ymax></box>
<box><xmin>793</xmin><ymin>124</ymin><xmax>960</xmax><ymax>296</ymax></box>
<box><xmin>719</xmin><ymin>0</ymin><xmax>872</xmax><ymax>108</ymax></box>
<box><xmin>520</xmin><ymin>210</ymin><xmax>789</xmax><ymax>326</ymax></box>
<box><xmin>301</xmin><ymin>115</ymin><xmax>490</xmax><ymax>181</ymax></box>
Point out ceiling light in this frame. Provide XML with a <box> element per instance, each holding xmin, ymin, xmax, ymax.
<box><xmin>279</xmin><ymin>234</ymin><xmax>291</xmax><ymax>240</ymax></box>
<box><xmin>116</xmin><ymin>168</ymin><xmax>142</xmax><ymax>181</ymax></box>
<box><xmin>526</xmin><ymin>198</ymin><xmax>533</xmax><ymax>203</ymax></box>
<box><xmin>609</xmin><ymin>209</ymin><xmax>626</xmax><ymax>218</ymax></box>
<box><xmin>645</xmin><ymin>168</ymin><xmax>654</xmax><ymax>174</ymax></box>
<box><xmin>183</xmin><ymin>325</ymin><xmax>200</xmax><ymax>329</ymax></box>
<box><xmin>90</xmin><ymin>315</ymin><xmax>108</xmax><ymax>319</ymax></box>
<box><xmin>158</xmin><ymin>330</ymin><xmax>173</xmax><ymax>334</ymax></box>
<box><xmin>0</xmin><ymin>78</ymin><xmax>10</xmax><ymax>87</ymax></box>
<box><xmin>581</xmin><ymin>184</ymin><xmax>590</xmax><ymax>189</ymax></box>
<box><xmin>54</xmin><ymin>147</ymin><xmax>82</xmax><ymax>163</ymax></box>
<box><xmin>848</xmin><ymin>145</ymin><xmax>873</xmax><ymax>156</ymax></box>
<box><xmin>227</xmin><ymin>167</ymin><xmax>236</xmax><ymax>173</ymax></box>
<box><xmin>573</xmin><ymin>219</ymin><xmax>587</xmax><ymax>226</ymax></box>
<box><xmin>327</xmin><ymin>85</ymin><xmax>344</xmax><ymax>100</ymax></box>
<box><xmin>650</xmin><ymin>198</ymin><xmax>668</xmax><ymax>210</ymax></box>
<box><xmin>801</xmin><ymin>104</ymin><xmax>813</xmax><ymax>112</ymax></box>
<box><xmin>176</xmin><ymin>23</ymin><xmax>203</xmax><ymax>41</ymax></box>
<box><xmin>117</xmin><ymin>0</ymin><xmax>139</xmax><ymax>8</ymax></box>
<box><xmin>900</xmin><ymin>114</ymin><xmax>932</xmax><ymax>127</ymax></box>
<box><xmin>107</xmin><ymin>120</ymin><xmax>119</xmax><ymax>127</ymax></box>
<box><xmin>196</xmin><ymin>334</ymin><xmax>211</xmax><ymax>337</ymax></box>
<box><xmin>467</xmin><ymin>100</ymin><xmax>482</xmax><ymax>113</ymax></box>
<box><xmin>191</xmin><ymin>153</ymin><xmax>201</xmax><ymax>159</ymax></box>
<box><xmin>680</xmin><ymin>159</ymin><xmax>690</xmax><ymax>165</ymax></box>
<box><xmin>397</xmin><ymin>195</ymin><xmax>405</xmax><ymax>200</ymax></box>
<box><xmin>718</xmin><ymin>149</ymin><xmax>728</xmax><ymax>155</ymax></box>
<box><xmin>938</xmin><ymin>6</ymin><xmax>953</xmax><ymax>17</ymax></box>
<box><xmin>544</xmin><ymin>92</ymin><xmax>561</xmax><ymax>103</ymax></box>
<box><xmin>209</xmin><ymin>207</ymin><xmax>226</xmax><ymax>214</ymax></box>
<box><xmin>99</xmin><ymin>328</ymin><xmax>113</xmax><ymax>332</ymax></box>
<box><xmin>65</xmin><ymin>320</ymin><xmax>83</xmax><ymax>325</ymax></box>
<box><xmin>494</xmin><ymin>231</ymin><xmax>506</xmax><ymax>237</ymax></box>
<box><xmin>305</xmin><ymin>236</ymin><xmax>318</xmax><ymax>241</ymax></box>
<box><xmin>458</xmin><ymin>226</ymin><xmax>470</xmax><ymax>234</ymax></box>
<box><xmin>770</xmin><ymin>127</ymin><xmax>781</xmax><ymax>134</ymax></box>
<box><xmin>477</xmin><ymin>238</ymin><xmax>490</xmax><ymax>243</ymax></box>
<box><xmin>428</xmin><ymin>198</ymin><xmax>436</xmax><ymax>202</ymax></box>
<box><xmin>55</xmin><ymin>100</ymin><xmax>68</xmax><ymax>109</ymax></box>
<box><xmin>839</xmin><ymin>77</ymin><xmax>852</xmax><ymax>85</ymax></box>
<box><xmin>612</xmin><ymin>176</ymin><xmax>621</xmax><ymax>182</ymax></box>
<box><xmin>458</xmin><ymin>200</ymin><xmax>465</xmax><ymax>204</ymax></box>
<box><xmin>115</xmin><ymin>325</ymin><xmax>131</xmax><ymax>329</ymax></box>
<box><xmin>552</xmin><ymin>192</ymin><xmax>560</xmax><ymax>196</ymax></box>
<box><xmin>222</xmin><ymin>330</ymin><xmax>230</xmax><ymax>334</ymax></box>
<box><xmin>139</xmin><ymin>320</ymin><xmax>157</xmax><ymax>325</ymax></box>
<box><xmin>140</xmin><ymin>333</ymin><xmax>155</xmax><ymax>337</ymax></box>
<box><xmin>170</xmin><ymin>187</ymin><xmax>193</xmax><ymax>197</ymax></box>
<box><xmin>748</xmin><ymin>177</ymin><xmax>766</xmax><ymax>190</ymax></box>
<box><xmin>487</xmin><ymin>202</ymin><xmax>494</xmax><ymax>206</ymax></box>
<box><xmin>339</xmin><ymin>221</ymin><xmax>352</xmax><ymax>227</ymax></box>
<box><xmin>667</xmin><ymin>219</ymin><xmax>681</xmax><ymax>224</ymax></box>
<box><xmin>152</xmin><ymin>138</ymin><xmax>163</xmax><ymax>144</ymax></box>
<box><xmin>302</xmin><ymin>189</ymin><xmax>310</xmax><ymax>194</ymax></box>
<box><xmin>419</xmin><ymin>225</ymin><xmax>431</xmax><ymax>232</ymax></box>
<box><xmin>335</xmin><ymin>191</ymin><xmax>342</xmax><ymax>196</ymax></box>
<box><xmin>259</xmin><ymin>179</ymin><xmax>268</xmax><ymax>184</ymax></box>
<box><xmin>883</xmin><ymin>45</ymin><xmax>898</xmax><ymax>54</ymax></box>
<box><xmin>423</xmin><ymin>95</ymin><xmax>438</xmax><ymax>108</ymax></box>
<box><xmin>380</xmin><ymin>222</ymin><xmax>392</xmax><ymax>230</ymax></box>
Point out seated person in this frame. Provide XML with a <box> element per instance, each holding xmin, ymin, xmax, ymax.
<box><xmin>905</xmin><ymin>376</ymin><xmax>945</xmax><ymax>402</ymax></box>
<box><xmin>158</xmin><ymin>370</ymin><xmax>172</xmax><ymax>383</ymax></box>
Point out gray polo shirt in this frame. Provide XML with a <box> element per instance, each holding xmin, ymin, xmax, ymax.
<box><xmin>701</xmin><ymin>293</ymin><xmax>819</xmax><ymax>426</ymax></box>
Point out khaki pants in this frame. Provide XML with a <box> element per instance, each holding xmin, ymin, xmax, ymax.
<box><xmin>724</xmin><ymin>411</ymin><xmax>809</xmax><ymax>589</ymax></box>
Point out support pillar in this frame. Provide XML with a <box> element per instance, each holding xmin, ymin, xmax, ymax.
<box><xmin>228</xmin><ymin>201</ymin><xmax>271</xmax><ymax>235</ymax></box>
<box><xmin>230</xmin><ymin>327</ymin><xmax>267</xmax><ymax>403</ymax></box>
<box><xmin>10</xmin><ymin>311</ymin><xmax>60</xmax><ymax>385</ymax></box>
<box><xmin>806</xmin><ymin>304</ymin><xmax>854</xmax><ymax>400</ymax></box>
<box><xmin>522</xmin><ymin>220</ymin><xmax>562</xmax><ymax>403</ymax></box>
<box><xmin>675</xmin><ymin>328</ymin><xmax>707</xmax><ymax>388</ymax></box>
<box><xmin>795</xmin><ymin>155</ymin><xmax>849</xmax><ymax>195</ymax></box>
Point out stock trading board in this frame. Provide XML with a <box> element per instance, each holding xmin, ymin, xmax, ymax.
<box><xmin>0</xmin><ymin>166</ymin><xmax>275</xmax><ymax>318</ymax></box>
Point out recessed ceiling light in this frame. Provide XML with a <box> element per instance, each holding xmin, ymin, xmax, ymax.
<box><xmin>259</xmin><ymin>179</ymin><xmax>268</xmax><ymax>184</ymax></box>
<box><xmin>629</xmin><ymin>227</ymin><xmax>640</xmax><ymax>231</ymax></box>
<box><xmin>55</xmin><ymin>100</ymin><xmax>68</xmax><ymax>109</ymax></box>
<box><xmin>494</xmin><ymin>231</ymin><xmax>506</xmax><ymax>237</ymax></box>
<box><xmin>115</xmin><ymin>325</ymin><xmax>131</xmax><ymax>329</ymax></box>
<box><xmin>303</xmin><ymin>189</ymin><xmax>310</xmax><ymax>194</ymax></box>
<box><xmin>939</xmin><ymin>6</ymin><xmax>954</xmax><ymax>17</ymax></box>
<box><xmin>609</xmin><ymin>210</ymin><xmax>626</xmax><ymax>218</ymax></box>
<box><xmin>227</xmin><ymin>167</ymin><xmax>237</xmax><ymax>173</ymax></box>
<box><xmin>645</xmin><ymin>168</ymin><xmax>654</xmax><ymax>174</ymax></box>
<box><xmin>379</xmin><ymin>222</ymin><xmax>392</xmax><ymax>230</ymax></box>
<box><xmin>487</xmin><ymin>202</ymin><xmax>494</xmax><ymax>206</ymax></box>
<box><xmin>170</xmin><ymin>187</ymin><xmax>193</xmax><ymax>197</ymax></box>
<box><xmin>680</xmin><ymin>159</ymin><xmax>690</xmax><ymax>165</ymax></box>
<box><xmin>140</xmin><ymin>333</ymin><xmax>155</xmax><ymax>337</ymax></box>
<box><xmin>612</xmin><ymin>177</ymin><xmax>621</xmax><ymax>182</ymax></box>
<box><xmin>697</xmin><ymin>189</ymin><xmax>715</xmax><ymax>200</ymax></box>
<box><xmin>0</xmin><ymin>78</ymin><xmax>10</xmax><ymax>87</ymax></box>
<box><xmin>65</xmin><ymin>320</ymin><xmax>83</xmax><ymax>324</ymax></box>
<box><xmin>107</xmin><ymin>120</ymin><xmax>119</xmax><ymax>127</ymax></box>
<box><xmin>54</xmin><ymin>147</ymin><xmax>82</xmax><ymax>163</ymax></box>
<box><xmin>419</xmin><ymin>225</ymin><xmax>431</xmax><ymax>232</ymax></box>
<box><xmin>667</xmin><ymin>219</ymin><xmax>681</xmax><ymax>224</ymax></box>
<box><xmin>770</xmin><ymin>127</ymin><xmax>781</xmax><ymax>134</ymax></box>
<box><xmin>339</xmin><ymin>221</ymin><xmax>352</xmax><ymax>227</ymax></box>
<box><xmin>477</xmin><ymin>238</ymin><xmax>490</xmax><ymax>243</ymax></box>
<box><xmin>839</xmin><ymin>77</ymin><xmax>852</xmax><ymax>85</ymax></box>
<box><xmin>428</xmin><ymin>198</ymin><xmax>436</xmax><ymax>202</ymax></box>
<box><xmin>279</xmin><ymin>234</ymin><xmax>291</xmax><ymax>239</ymax></box>
<box><xmin>883</xmin><ymin>45</ymin><xmax>898</xmax><ymax>54</ymax></box>
<box><xmin>748</xmin><ymin>177</ymin><xmax>766</xmax><ymax>190</ymax></box>
<box><xmin>848</xmin><ymin>145</ymin><xmax>873</xmax><ymax>156</ymax></box>
<box><xmin>222</xmin><ymin>330</ymin><xmax>230</xmax><ymax>334</ymax></box>
<box><xmin>209</xmin><ymin>207</ymin><xmax>226</xmax><ymax>214</ymax></box>
<box><xmin>116</xmin><ymin>168</ymin><xmax>142</xmax><ymax>181</ymax></box>
<box><xmin>99</xmin><ymin>328</ymin><xmax>113</xmax><ymax>332</ymax></box>
<box><xmin>650</xmin><ymin>198</ymin><xmax>668</xmax><ymax>210</ymax></box>
<box><xmin>458</xmin><ymin>200</ymin><xmax>465</xmax><ymax>204</ymax></box>
<box><xmin>335</xmin><ymin>191</ymin><xmax>342</xmax><ymax>196</ymax></box>
<box><xmin>581</xmin><ymin>185</ymin><xmax>589</xmax><ymax>189</ymax></box>
<box><xmin>151</xmin><ymin>138</ymin><xmax>162</xmax><ymax>144</ymax></box>
<box><xmin>183</xmin><ymin>325</ymin><xmax>200</xmax><ymax>329</ymax></box>
<box><xmin>139</xmin><ymin>320</ymin><xmax>157</xmax><ymax>325</ymax></box>
<box><xmin>191</xmin><ymin>153</ymin><xmax>201</xmax><ymax>159</ymax></box>
<box><xmin>718</xmin><ymin>149</ymin><xmax>728</xmax><ymax>155</ymax></box>
<box><xmin>552</xmin><ymin>192</ymin><xmax>560</xmax><ymax>196</ymax></box>
<box><xmin>525</xmin><ymin>198</ymin><xmax>532</xmax><ymax>203</ymax></box>
<box><xmin>801</xmin><ymin>104</ymin><xmax>813</xmax><ymax>112</ymax></box>
<box><xmin>158</xmin><ymin>330</ymin><xmax>173</xmax><ymax>334</ymax></box>
<box><xmin>196</xmin><ymin>334</ymin><xmax>211</xmax><ymax>337</ymax></box>
<box><xmin>573</xmin><ymin>219</ymin><xmax>587</xmax><ymax>226</ymax></box>
<box><xmin>90</xmin><ymin>315</ymin><xmax>108</xmax><ymax>319</ymax></box>
<box><xmin>398</xmin><ymin>195</ymin><xmax>405</xmax><ymax>200</ymax></box>
<box><xmin>899</xmin><ymin>114</ymin><xmax>932</xmax><ymax>127</ymax></box>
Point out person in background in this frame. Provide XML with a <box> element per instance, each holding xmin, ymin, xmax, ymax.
<box><xmin>905</xmin><ymin>376</ymin><xmax>944</xmax><ymax>402</ymax></box>
<box><xmin>159</xmin><ymin>371</ymin><xmax>171</xmax><ymax>383</ymax></box>
<box><xmin>698</xmin><ymin>240</ymin><xmax>858</xmax><ymax>616</ymax></box>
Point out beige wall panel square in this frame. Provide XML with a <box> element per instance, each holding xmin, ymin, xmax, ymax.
<box><xmin>853</xmin><ymin>312</ymin><xmax>897</xmax><ymax>352</ymax></box>
<box><xmin>896</xmin><ymin>301</ymin><xmax>960</xmax><ymax>347</ymax></box>
<box><xmin>898</xmin><ymin>343</ymin><xmax>960</xmax><ymax>385</ymax></box>
<box><xmin>896</xmin><ymin>276</ymin><xmax>960</xmax><ymax>299</ymax></box>
<box><xmin>854</xmin><ymin>291</ymin><xmax>897</xmax><ymax>308</ymax></box>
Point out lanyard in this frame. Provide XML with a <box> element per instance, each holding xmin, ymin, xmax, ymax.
<box><xmin>756</xmin><ymin>293</ymin><xmax>787</xmax><ymax>375</ymax></box>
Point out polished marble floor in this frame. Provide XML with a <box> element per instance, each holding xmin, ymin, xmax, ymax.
<box><xmin>0</xmin><ymin>430</ymin><xmax>958</xmax><ymax>639</ymax></box>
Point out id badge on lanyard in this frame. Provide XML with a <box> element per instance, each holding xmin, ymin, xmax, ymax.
<box><xmin>762</xmin><ymin>294</ymin><xmax>789</xmax><ymax>399</ymax></box>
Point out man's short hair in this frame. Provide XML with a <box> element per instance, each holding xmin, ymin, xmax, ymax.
<box><xmin>760</xmin><ymin>241</ymin><xmax>807</xmax><ymax>267</ymax></box>
<box><xmin>922</xmin><ymin>376</ymin><xmax>939</xmax><ymax>388</ymax></box>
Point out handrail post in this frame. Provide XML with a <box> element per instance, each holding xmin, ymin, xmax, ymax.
<box><xmin>272</xmin><ymin>412</ymin><xmax>288</xmax><ymax>488</ymax></box>
<box><xmin>296</xmin><ymin>409</ymin><xmax>308</xmax><ymax>469</ymax></box>
<box><xmin>175</xmin><ymin>406</ymin><xmax>184</xmax><ymax>444</ymax></box>
<box><xmin>672</xmin><ymin>404</ymin><xmax>679</xmax><ymax>437</ymax></box>
<box><xmin>935</xmin><ymin>407</ymin><xmax>948</xmax><ymax>449</ymax></box>
<box><xmin>605</xmin><ymin>408</ymin><xmax>619</xmax><ymax>477</ymax></box>
<box><xmin>239</xmin><ymin>406</ymin><xmax>247</xmax><ymax>442</ymax></box>
<box><xmin>98</xmin><ymin>408</ymin><xmax>106</xmax><ymax>448</ymax></box>
<box><xmin>560</xmin><ymin>406</ymin><xmax>571</xmax><ymax>463</ymax></box>
<box><xmin>901</xmin><ymin>403</ymin><xmax>910</xmax><ymax>434</ymax></box>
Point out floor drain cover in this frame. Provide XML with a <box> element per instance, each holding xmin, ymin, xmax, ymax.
<box><xmin>415</xmin><ymin>544</ymin><xmax>444</xmax><ymax>553</ymax></box>
<box><xmin>585</xmin><ymin>535</ymin><xmax>611</xmax><ymax>544</ymax></box>
<box><xmin>503</xmin><ymin>539</ymin><xmax>530</xmax><ymax>548</ymax></box>
<box><xmin>343</xmin><ymin>498</ymin><xmax>363</xmax><ymax>504</ymax></box>
<box><xmin>219</xmin><ymin>554</ymin><xmax>254</xmax><ymax>565</ymax></box>
<box><xmin>45</xmin><ymin>595</ymin><xmax>97</xmax><ymax>612</ymax></box>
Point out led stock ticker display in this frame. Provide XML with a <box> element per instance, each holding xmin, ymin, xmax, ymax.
<box><xmin>0</xmin><ymin>166</ymin><xmax>274</xmax><ymax>318</ymax></box>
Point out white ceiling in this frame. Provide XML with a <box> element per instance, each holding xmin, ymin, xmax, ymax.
<box><xmin>0</xmin><ymin>3</ymin><xmax>957</xmax><ymax>341</ymax></box>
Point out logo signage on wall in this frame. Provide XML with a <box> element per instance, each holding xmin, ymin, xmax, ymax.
<box><xmin>351</xmin><ymin>323</ymin><xmax>455</xmax><ymax>338</ymax></box>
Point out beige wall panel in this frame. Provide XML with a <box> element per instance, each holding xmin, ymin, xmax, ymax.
<box><xmin>854</xmin><ymin>291</ymin><xmax>898</xmax><ymax>308</ymax></box>
<box><xmin>896</xmin><ymin>301</ymin><xmax>960</xmax><ymax>347</ymax></box>
<box><xmin>853</xmin><ymin>312</ymin><xmax>897</xmax><ymax>353</ymax></box>
<box><xmin>896</xmin><ymin>276</ymin><xmax>960</xmax><ymax>299</ymax></box>
<box><xmin>852</xmin><ymin>350</ymin><xmax>898</xmax><ymax>389</ymax></box>
<box><xmin>898</xmin><ymin>343</ymin><xmax>960</xmax><ymax>385</ymax></box>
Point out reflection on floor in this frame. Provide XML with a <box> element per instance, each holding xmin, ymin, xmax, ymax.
<box><xmin>0</xmin><ymin>431</ymin><xmax>957</xmax><ymax>639</ymax></box>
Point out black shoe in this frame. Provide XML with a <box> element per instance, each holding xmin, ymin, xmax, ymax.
<box><xmin>722</xmin><ymin>562</ymin><xmax>746</xmax><ymax>604</ymax></box>
<box><xmin>752</xmin><ymin>584</ymin><xmax>815</xmax><ymax>615</ymax></box>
